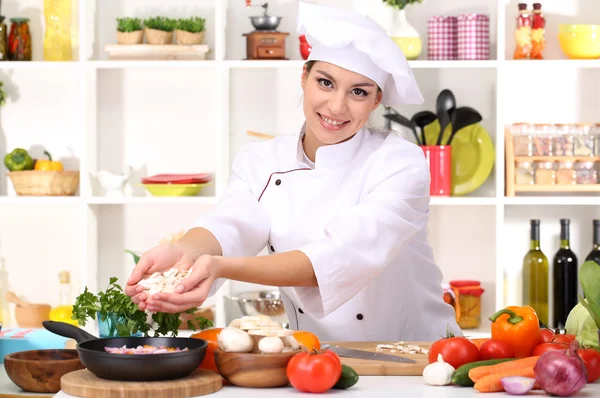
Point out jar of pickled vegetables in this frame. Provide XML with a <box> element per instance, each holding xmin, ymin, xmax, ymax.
<box><xmin>449</xmin><ymin>280</ymin><xmax>484</xmax><ymax>329</ymax></box>
<box><xmin>8</xmin><ymin>18</ymin><xmax>32</xmax><ymax>61</ymax></box>
<box><xmin>0</xmin><ymin>16</ymin><xmax>7</xmax><ymax>61</ymax></box>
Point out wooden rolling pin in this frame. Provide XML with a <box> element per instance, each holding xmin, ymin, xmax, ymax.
<box><xmin>246</xmin><ymin>130</ymin><xmax>276</xmax><ymax>140</ymax></box>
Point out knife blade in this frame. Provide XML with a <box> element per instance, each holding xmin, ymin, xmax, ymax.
<box><xmin>327</xmin><ymin>346</ymin><xmax>417</xmax><ymax>364</ymax></box>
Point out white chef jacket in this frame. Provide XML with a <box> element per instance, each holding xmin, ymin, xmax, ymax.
<box><xmin>193</xmin><ymin>124</ymin><xmax>462</xmax><ymax>342</ymax></box>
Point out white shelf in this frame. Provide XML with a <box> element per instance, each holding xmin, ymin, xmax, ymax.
<box><xmin>1</xmin><ymin>0</ymin><xmax>599</xmax><ymax>333</ymax></box>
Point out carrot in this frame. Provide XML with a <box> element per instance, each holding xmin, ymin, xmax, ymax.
<box><xmin>468</xmin><ymin>355</ymin><xmax>540</xmax><ymax>382</ymax></box>
<box><xmin>473</xmin><ymin>366</ymin><xmax>535</xmax><ymax>392</ymax></box>
<box><xmin>469</xmin><ymin>338</ymin><xmax>490</xmax><ymax>349</ymax></box>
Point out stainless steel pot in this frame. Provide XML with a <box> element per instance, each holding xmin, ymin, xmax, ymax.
<box><xmin>226</xmin><ymin>290</ymin><xmax>288</xmax><ymax>327</ymax></box>
<box><xmin>250</xmin><ymin>15</ymin><xmax>282</xmax><ymax>31</ymax></box>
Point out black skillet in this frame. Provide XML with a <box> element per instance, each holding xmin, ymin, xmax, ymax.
<box><xmin>43</xmin><ymin>320</ymin><xmax>207</xmax><ymax>382</ymax></box>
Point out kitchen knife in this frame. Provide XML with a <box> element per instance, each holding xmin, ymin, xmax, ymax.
<box><xmin>325</xmin><ymin>345</ymin><xmax>417</xmax><ymax>364</ymax></box>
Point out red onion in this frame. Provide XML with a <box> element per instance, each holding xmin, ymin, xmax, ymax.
<box><xmin>500</xmin><ymin>376</ymin><xmax>536</xmax><ymax>395</ymax></box>
<box><xmin>534</xmin><ymin>340</ymin><xmax>588</xmax><ymax>397</ymax></box>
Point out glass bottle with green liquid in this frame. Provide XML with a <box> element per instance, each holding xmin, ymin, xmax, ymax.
<box><xmin>522</xmin><ymin>219</ymin><xmax>549</xmax><ymax>327</ymax></box>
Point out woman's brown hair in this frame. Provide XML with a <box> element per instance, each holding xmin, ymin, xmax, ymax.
<box><xmin>304</xmin><ymin>61</ymin><xmax>382</xmax><ymax>93</ymax></box>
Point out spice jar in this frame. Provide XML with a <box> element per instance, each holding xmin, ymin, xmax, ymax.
<box><xmin>592</xmin><ymin>124</ymin><xmax>600</xmax><ymax>156</ymax></box>
<box><xmin>515</xmin><ymin>161</ymin><xmax>535</xmax><ymax>185</ymax></box>
<box><xmin>0</xmin><ymin>16</ymin><xmax>7</xmax><ymax>61</ymax></box>
<box><xmin>535</xmin><ymin>161</ymin><xmax>555</xmax><ymax>185</ymax></box>
<box><xmin>449</xmin><ymin>280</ymin><xmax>484</xmax><ymax>329</ymax></box>
<box><xmin>8</xmin><ymin>18</ymin><xmax>32</xmax><ymax>61</ymax></box>
<box><xmin>532</xmin><ymin>124</ymin><xmax>553</xmax><ymax>156</ymax></box>
<box><xmin>573</xmin><ymin>123</ymin><xmax>595</xmax><ymax>156</ymax></box>
<box><xmin>575</xmin><ymin>161</ymin><xmax>598</xmax><ymax>184</ymax></box>
<box><xmin>552</xmin><ymin>124</ymin><xmax>574</xmax><ymax>156</ymax></box>
<box><xmin>511</xmin><ymin>123</ymin><xmax>533</xmax><ymax>156</ymax></box>
<box><xmin>556</xmin><ymin>161</ymin><xmax>576</xmax><ymax>185</ymax></box>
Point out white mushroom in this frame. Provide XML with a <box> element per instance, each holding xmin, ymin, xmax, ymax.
<box><xmin>217</xmin><ymin>327</ymin><xmax>254</xmax><ymax>353</ymax></box>
<box><xmin>258</xmin><ymin>336</ymin><xmax>284</xmax><ymax>354</ymax></box>
<box><xmin>283</xmin><ymin>335</ymin><xmax>300</xmax><ymax>350</ymax></box>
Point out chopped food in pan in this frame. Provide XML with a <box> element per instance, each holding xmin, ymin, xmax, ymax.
<box><xmin>104</xmin><ymin>344</ymin><xmax>189</xmax><ymax>354</ymax></box>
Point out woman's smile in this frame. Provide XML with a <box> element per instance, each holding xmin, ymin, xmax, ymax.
<box><xmin>317</xmin><ymin>112</ymin><xmax>350</xmax><ymax>131</ymax></box>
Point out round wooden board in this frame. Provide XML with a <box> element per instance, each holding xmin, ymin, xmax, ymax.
<box><xmin>61</xmin><ymin>369</ymin><xmax>222</xmax><ymax>398</ymax></box>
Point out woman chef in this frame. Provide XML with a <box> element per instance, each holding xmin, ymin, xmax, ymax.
<box><xmin>126</xmin><ymin>2</ymin><xmax>461</xmax><ymax>342</ymax></box>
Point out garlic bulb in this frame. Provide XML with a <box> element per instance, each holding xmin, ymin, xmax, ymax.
<box><xmin>422</xmin><ymin>354</ymin><xmax>455</xmax><ymax>386</ymax></box>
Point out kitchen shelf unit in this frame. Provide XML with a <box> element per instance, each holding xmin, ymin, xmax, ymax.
<box><xmin>1</xmin><ymin>0</ymin><xmax>599</xmax><ymax>337</ymax></box>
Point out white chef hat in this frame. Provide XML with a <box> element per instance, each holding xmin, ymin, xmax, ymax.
<box><xmin>297</xmin><ymin>2</ymin><xmax>424</xmax><ymax>106</ymax></box>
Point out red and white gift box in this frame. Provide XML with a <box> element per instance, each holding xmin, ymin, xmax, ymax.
<box><xmin>457</xmin><ymin>13</ymin><xmax>490</xmax><ymax>60</ymax></box>
<box><xmin>428</xmin><ymin>16</ymin><xmax>458</xmax><ymax>60</ymax></box>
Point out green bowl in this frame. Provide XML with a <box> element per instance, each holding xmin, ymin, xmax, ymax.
<box><xmin>141</xmin><ymin>183</ymin><xmax>206</xmax><ymax>196</ymax></box>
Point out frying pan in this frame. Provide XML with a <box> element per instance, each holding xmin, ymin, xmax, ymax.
<box><xmin>42</xmin><ymin>321</ymin><xmax>207</xmax><ymax>382</ymax></box>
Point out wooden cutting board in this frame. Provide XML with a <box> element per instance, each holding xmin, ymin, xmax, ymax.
<box><xmin>326</xmin><ymin>341</ymin><xmax>431</xmax><ymax>376</ymax></box>
<box><xmin>61</xmin><ymin>369</ymin><xmax>222</xmax><ymax>398</ymax></box>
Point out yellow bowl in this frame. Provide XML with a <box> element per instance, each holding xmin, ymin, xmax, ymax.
<box><xmin>141</xmin><ymin>183</ymin><xmax>206</xmax><ymax>196</ymax></box>
<box><xmin>558</xmin><ymin>24</ymin><xmax>600</xmax><ymax>59</ymax></box>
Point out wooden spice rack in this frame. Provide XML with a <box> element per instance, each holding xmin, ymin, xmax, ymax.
<box><xmin>505</xmin><ymin>128</ymin><xmax>600</xmax><ymax>196</ymax></box>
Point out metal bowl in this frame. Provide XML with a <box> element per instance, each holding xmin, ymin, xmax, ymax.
<box><xmin>250</xmin><ymin>15</ymin><xmax>282</xmax><ymax>31</ymax></box>
<box><xmin>226</xmin><ymin>290</ymin><xmax>288</xmax><ymax>324</ymax></box>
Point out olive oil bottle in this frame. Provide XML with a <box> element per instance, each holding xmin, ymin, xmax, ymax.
<box><xmin>522</xmin><ymin>219</ymin><xmax>549</xmax><ymax>327</ymax></box>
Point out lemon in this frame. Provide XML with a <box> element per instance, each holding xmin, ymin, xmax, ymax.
<box><xmin>49</xmin><ymin>305</ymin><xmax>79</xmax><ymax>326</ymax></box>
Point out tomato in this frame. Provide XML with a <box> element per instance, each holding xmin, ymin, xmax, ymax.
<box><xmin>532</xmin><ymin>342</ymin><xmax>568</xmax><ymax>356</ymax></box>
<box><xmin>552</xmin><ymin>334</ymin><xmax>576</xmax><ymax>344</ymax></box>
<box><xmin>293</xmin><ymin>331</ymin><xmax>321</xmax><ymax>351</ymax></box>
<box><xmin>428</xmin><ymin>337</ymin><xmax>481</xmax><ymax>369</ymax></box>
<box><xmin>578</xmin><ymin>348</ymin><xmax>600</xmax><ymax>383</ymax></box>
<box><xmin>479</xmin><ymin>339</ymin><xmax>515</xmax><ymax>360</ymax></box>
<box><xmin>287</xmin><ymin>349</ymin><xmax>342</xmax><ymax>393</ymax></box>
<box><xmin>191</xmin><ymin>327</ymin><xmax>223</xmax><ymax>373</ymax></box>
<box><xmin>539</xmin><ymin>328</ymin><xmax>556</xmax><ymax>344</ymax></box>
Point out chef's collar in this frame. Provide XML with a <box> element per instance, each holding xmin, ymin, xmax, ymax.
<box><xmin>296</xmin><ymin>123</ymin><xmax>367</xmax><ymax>169</ymax></box>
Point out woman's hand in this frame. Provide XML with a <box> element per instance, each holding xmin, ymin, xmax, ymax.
<box><xmin>125</xmin><ymin>243</ymin><xmax>203</xmax><ymax>310</ymax></box>
<box><xmin>143</xmin><ymin>254</ymin><xmax>221</xmax><ymax>313</ymax></box>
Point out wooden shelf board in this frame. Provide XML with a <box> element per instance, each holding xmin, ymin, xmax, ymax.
<box><xmin>515</xmin><ymin>156</ymin><xmax>600</xmax><ymax>162</ymax></box>
<box><xmin>514</xmin><ymin>185</ymin><xmax>600</xmax><ymax>192</ymax></box>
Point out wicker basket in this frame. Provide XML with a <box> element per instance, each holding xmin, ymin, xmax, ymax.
<box><xmin>7</xmin><ymin>171</ymin><xmax>80</xmax><ymax>196</ymax></box>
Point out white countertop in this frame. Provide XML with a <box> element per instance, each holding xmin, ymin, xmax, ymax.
<box><xmin>3</xmin><ymin>365</ymin><xmax>600</xmax><ymax>398</ymax></box>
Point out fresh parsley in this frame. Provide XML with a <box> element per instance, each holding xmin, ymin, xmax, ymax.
<box><xmin>71</xmin><ymin>277</ymin><xmax>213</xmax><ymax>337</ymax></box>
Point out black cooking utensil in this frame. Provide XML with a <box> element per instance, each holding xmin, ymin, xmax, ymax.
<box><xmin>383</xmin><ymin>109</ymin><xmax>420</xmax><ymax>144</ymax></box>
<box><xmin>446</xmin><ymin>106</ymin><xmax>483</xmax><ymax>145</ymax></box>
<box><xmin>411</xmin><ymin>110</ymin><xmax>437</xmax><ymax>146</ymax></box>
<box><xmin>43</xmin><ymin>320</ymin><xmax>207</xmax><ymax>382</ymax></box>
<box><xmin>435</xmin><ymin>89</ymin><xmax>456</xmax><ymax>145</ymax></box>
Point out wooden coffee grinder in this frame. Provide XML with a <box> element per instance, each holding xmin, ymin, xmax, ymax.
<box><xmin>243</xmin><ymin>1</ymin><xmax>289</xmax><ymax>60</ymax></box>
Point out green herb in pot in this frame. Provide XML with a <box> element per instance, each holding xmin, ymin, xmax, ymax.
<box><xmin>116</xmin><ymin>17</ymin><xmax>143</xmax><ymax>32</ymax></box>
<box><xmin>143</xmin><ymin>16</ymin><xmax>177</xmax><ymax>32</ymax></box>
<box><xmin>177</xmin><ymin>17</ymin><xmax>205</xmax><ymax>33</ymax></box>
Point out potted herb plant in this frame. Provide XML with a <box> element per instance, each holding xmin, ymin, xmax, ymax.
<box><xmin>174</xmin><ymin>17</ymin><xmax>206</xmax><ymax>45</ymax></box>
<box><xmin>382</xmin><ymin>0</ymin><xmax>424</xmax><ymax>60</ymax></box>
<box><xmin>143</xmin><ymin>16</ymin><xmax>177</xmax><ymax>45</ymax></box>
<box><xmin>116</xmin><ymin>17</ymin><xmax>144</xmax><ymax>44</ymax></box>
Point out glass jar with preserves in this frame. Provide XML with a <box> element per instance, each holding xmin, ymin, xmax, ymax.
<box><xmin>552</xmin><ymin>124</ymin><xmax>574</xmax><ymax>156</ymax></box>
<box><xmin>556</xmin><ymin>161</ymin><xmax>576</xmax><ymax>185</ymax></box>
<box><xmin>532</xmin><ymin>124</ymin><xmax>553</xmax><ymax>156</ymax></box>
<box><xmin>573</xmin><ymin>123</ymin><xmax>595</xmax><ymax>156</ymax></box>
<box><xmin>449</xmin><ymin>280</ymin><xmax>484</xmax><ymax>329</ymax></box>
<box><xmin>514</xmin><ymin>3</ymin><xmax>532</xmax><ymax>60</ymax></box>
<box><xmin>8</xmin><ymin>18</ymin><xmax>32</xmax><ymax>61</ymax></box>
<box><xmin>535</xmin><ymin>161</ymin><xmax>555</xmax><ymax>185</ymax></box>
<box><xmin>574</xmin><ymin>161</ymin><xmax>598</xmax><ymax>184</ymax></box>
<box><xmin>511</xmin><ymin>123</ymin><xmax>534</xmax><ymax>156</ymax></box>
<box><xmin>593</xmin><ymin>124</ymin><xmax>600</xmax><ymax>156</ymax></box>
<box><xmin>0</xmin><ymin>16</ymin><xmax>7</xmax><ymax>61</ymax></box>
<box><xmin>515</xmin><ymin>161</ymin><xmax>535</xmax><ymax>185</ymax></box>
